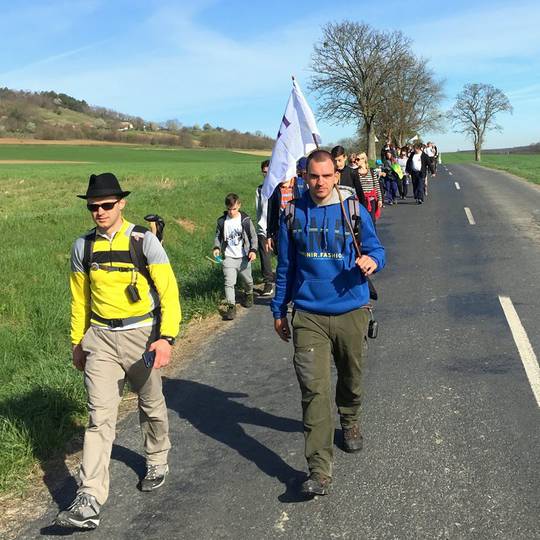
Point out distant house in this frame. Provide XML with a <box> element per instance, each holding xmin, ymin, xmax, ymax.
<box><xmin>118</xmin><ymin>121</ymin><xmax>134</xmax><ymax>132</ymax></box>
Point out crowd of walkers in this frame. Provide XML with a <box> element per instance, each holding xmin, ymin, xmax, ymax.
<box><xmin>246</xmin><ymin>139</ymin><xmax>440</xmax><ymax>318</ymax></box>
<box><xmin>377</xmin><ymin>140</ymin><xmax>439</xmax><ymax>206</ymax></box>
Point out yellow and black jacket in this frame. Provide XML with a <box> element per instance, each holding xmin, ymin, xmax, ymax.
<box><xmin>70</xmin><ymin>218</ymin><xmax>181</xmax><ymax>344</ymax></box>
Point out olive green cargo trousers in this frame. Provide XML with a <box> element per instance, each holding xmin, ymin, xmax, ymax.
<box><xmin>292</xmin><ymin>308</ymin><xmax>369</xmax><ymax>478</ymax></box>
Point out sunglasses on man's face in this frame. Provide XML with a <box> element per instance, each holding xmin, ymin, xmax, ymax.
<box><xmin>86</xmin><ymin>201</ymin><xmax>118</xmax><ymax>212</ymax></box>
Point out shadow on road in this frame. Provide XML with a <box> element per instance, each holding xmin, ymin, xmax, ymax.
<box><xmin>164</xmin><ymin>378</ymin><xmax>308</xmax><ymax>501</ymax></box>
<box><xmin>0</xmin><ymin>387</ymin><xmax>84</xmax><ymax>514</ymax></box>
<box><xmin>36</xmin><ymin>445</ymin><xmax>153</xmax><ymax>537</ymax></box>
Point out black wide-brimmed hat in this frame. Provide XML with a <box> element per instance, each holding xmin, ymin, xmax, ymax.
<box><xmin>77</xmin><ymin>172</ymin><xmax>131</xmax><ymax>200</ymax></box>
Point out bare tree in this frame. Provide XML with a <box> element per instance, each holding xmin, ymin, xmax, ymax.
<box><xmin>310</xmin><ymin>21</ymin><xmax>412</xmax><ymax>160</ymax></box>
<box><xmin>376</xmin><ymin>56</ymin><xmax>445</xmax><ymax>147</ymax></box>
<box><xmin>165</xmin><ymin>119</ymin><xmax>182</xmax><ymax>131</ymax></box>
<box><xmin>448</xmin><ymin>83</ymin><xmax>512</xmax><ymax>161</ymax></box>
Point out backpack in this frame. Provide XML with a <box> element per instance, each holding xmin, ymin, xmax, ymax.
<box><xmin>82</xmin><ymin>225</ymin><xmax>154</xmax><ymax>287</ymax></box>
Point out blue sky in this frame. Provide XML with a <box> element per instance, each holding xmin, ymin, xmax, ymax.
<box><xmin>1</xmin><ymin>0</ymin><xmax>538</xmax><ymax>152</ymax></box>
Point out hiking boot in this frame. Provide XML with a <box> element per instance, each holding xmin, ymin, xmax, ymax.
<box><xmin>342</xmin><ymin>424</ymin><xmax>363</xmax><ymax>453</ymax></box>
<box><xmin>55</xmin><ymin>492</ymin><xmax>101</xmax><ymax>529</ymax></box>
<box><xmin>300</xmin><ymin>472</ymin><xmax>332</xmax><ymax>496</ymax></box>
<box><xmin>139</xmin><ymin>464</ymin><xmax>169</xmax><ymax>492</ymax></box>
<box><xmin>244</xmin><ymin>293</ymin><xmax>254</xmax><ymax>308</ymax></box>
<box><xmin>224</xmin><ymin>304</ymin><xmax>236</xmax><ymax>320</ymax></box>
<box><xmin>261</xmin><ymin>283</ymin><xmax>274</xmax><ymax>296</ymax></box>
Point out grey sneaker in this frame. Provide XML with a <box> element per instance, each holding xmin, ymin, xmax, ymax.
<box><xmin>261</xmin><ymin>283</ymin><xmax>274</xmax><ymax>296</ymax></box>
<box><xmin>139</xmin><ymin>464</ymin><xmax>169</xmax><ymax>492</ymax></box>
<box><xmin>55</xmin><ymin>492</ymin><xmax>100</xmax><ymax>529</ymax></box>
<box><xmin>224</xmin><ymin>304</ymin><xmax>236</xmax><ymax>320</ymax></box>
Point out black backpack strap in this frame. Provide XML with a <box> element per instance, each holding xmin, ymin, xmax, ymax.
<box><xmin>283</xmin><ymin>200</ymin><xmax>296</xmax><ymax>232</ymax></box>
<box><xmin>346</xmin><ymin>197</ymin><xmax>362</xmax><ymax>251</ymax></box>
<box><xmin>82</xmin><ymin>228</ymin><xmax>97</xmax><ymax>274</ymax></box>
<box><xmin>347</xmin><ymin>197</ymin><xmax>379</xmax><ymax>301</ymax></box>
<box><xmin>129</xmin><ymin>225</ymin><xmax>153</xmax><ymax>288</ymax></box>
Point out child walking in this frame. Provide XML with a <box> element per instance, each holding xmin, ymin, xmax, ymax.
<box><xmin>213</xmin><ymin>193</ymin><xmax>257</xmax><ymax>320</ymax></box>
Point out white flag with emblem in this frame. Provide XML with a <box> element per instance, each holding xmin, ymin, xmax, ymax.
<box><xmin>261</xmin><ymin>78</ymin><xmax>321</xmax><ymax>200</ymax></box>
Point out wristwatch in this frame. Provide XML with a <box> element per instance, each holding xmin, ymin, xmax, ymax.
<box><xmin>160</xmin><ymin>335</ymin><xmax>176</xmax><ymax>346</ymax></box>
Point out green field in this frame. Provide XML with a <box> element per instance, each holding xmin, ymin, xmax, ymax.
<box><xmin>442</xmin><ymin>152</ymin><xmax>540</xmax><ymax>185</ymax></box>
<box><xmin>0</xmin><ymin>144</ymin><xmax>265</xmax><ymax>495</ymax></box>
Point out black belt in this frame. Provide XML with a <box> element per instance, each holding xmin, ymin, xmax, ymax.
<box><xmin>91</xmin><ymin>309</ymin><xmax>159</xmax><ymax>329</ymax></box>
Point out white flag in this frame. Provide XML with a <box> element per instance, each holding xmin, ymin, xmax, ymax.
<box><xmin>261</xmin><ymin>78</ymin><xmax>321</xmax><ymax>200</ymax></box>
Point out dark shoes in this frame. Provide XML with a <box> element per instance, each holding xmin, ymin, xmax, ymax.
<box><xmin>224</xmin><ymin>304</ymin><xmax>236</xmax><ymax>320</ymax></box>
<box><xmin>342</xmin><ymin>424</ymin><xmax>363</xmax><ymax>453</ymax></box>
<box><xmin>261</xmin><ymin>283</ymin><xmax>274</xmax><ymax>296</ymax></box>
<box><xmin>244</xmin><ymin>293</ymin><xmax>254</xmax><ymax>308</ymax></box>
<box><xmin>55</xmin><ymin>492</ymin><xmax>101</xmax><ymax>529</ymax></box>
<box><xmin>300</xmin><ymin>472</ymin><xmax>332</xmax><ymax>496</ymax></box>
<box><xmin>139</xmin><ymin>464</ymin><xmax>169</xmax><ymax>492</ymax></box>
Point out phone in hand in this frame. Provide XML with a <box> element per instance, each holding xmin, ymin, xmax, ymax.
<box><xmin>142</xmin><ymin>350</ymin><xmax>156</xmax><ymax>368</ymax></box>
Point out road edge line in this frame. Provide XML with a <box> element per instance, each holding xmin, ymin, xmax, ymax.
<box><xmin>498</xmin><ymin>295</ymin><xmax>540</xmax><ymax>407</ymax></box>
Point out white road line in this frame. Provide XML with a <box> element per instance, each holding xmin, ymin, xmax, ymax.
<box><xmin>455</xmin><ymin>182</ymin><xmax>461</xmax><ymax>190</ymax></box>
<box><xmin>499</xmin><ymin>296</ymin><xmax>540</xmax><ymax>407</ymax></box>
<box><xmin>464</xmin><ymin>207</ymin><xmax>476</xmax><ymax>225</ymax></box>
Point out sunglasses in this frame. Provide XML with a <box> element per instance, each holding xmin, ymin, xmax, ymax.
<box><xmin>86</xmin><ymin>201</ymin><xmax>118</xmax><ymax>212</ymax></box>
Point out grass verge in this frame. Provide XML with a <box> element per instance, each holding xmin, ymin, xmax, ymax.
<box><xmin>0</xmin><ymin>145</ymin><xmax>266</xmax><ymax>496</ymax></box>
<box><xmin>442</xmin><ymin>152</ymin><xmax>540</xmax><ymax>185</ymax></box>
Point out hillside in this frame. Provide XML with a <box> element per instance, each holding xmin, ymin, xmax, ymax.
<box><xmin>0</xmin><ymin>87</ymin><xmax>273</xmax><ymax>150</ymax></box>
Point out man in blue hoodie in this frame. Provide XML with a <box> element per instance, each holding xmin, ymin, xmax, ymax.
<box><xmin>271</xmin><ymin>150</ymin><xmax>385</xmax><ymax>496</ymax></box>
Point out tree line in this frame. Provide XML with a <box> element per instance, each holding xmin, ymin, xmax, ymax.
<box><xmin>0</xmin><ymin>88</ymin><xmax>274</xmax><ymax>150</ymax></box>
<box><xmin>309</xmin><ymin>21</ymin><xmax>513</xmax><ymax>161</ymax></box>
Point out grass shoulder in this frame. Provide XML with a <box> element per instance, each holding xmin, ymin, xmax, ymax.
<box><xmin>443</xmin><ymin>152</ymin><xmax>540</xmax><ymax>185</ymax></box>
<box><xmin>0</xmin><ymin>145</ymin><xmax>266</xmax><ymax>504</ymax></box>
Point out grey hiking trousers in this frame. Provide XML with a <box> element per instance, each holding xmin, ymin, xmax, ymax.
<box><xmin>222</xmin><ymin>256</ymin><xmax>253</xmax><ymax>304</ymax></box>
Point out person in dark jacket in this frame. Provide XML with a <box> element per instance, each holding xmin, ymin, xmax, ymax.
<box><xmin>331</xmin><ymin>145</ymin><xmax>367</xmax><ymax>207</ymax></box>
<box><xmin>406</xmin><ymin>143</ymin><xmax>431</xmax><ymax>204</ymax></box>
<box><xmin>255</xmin><ymin>160</ymin><xmax>274</xmax><ymax>296</ymax></box>
<box><xmin>381</xmin><ymin>151</ymin><xmax>399</xmax><ymax>205</ymax></box>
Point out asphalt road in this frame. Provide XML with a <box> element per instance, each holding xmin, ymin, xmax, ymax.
<box><xmin>18</xmin><ymin>163</ymin><xmax>540</xmax><ymax>540</ymax></box>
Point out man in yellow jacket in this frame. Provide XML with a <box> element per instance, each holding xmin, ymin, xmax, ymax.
<box><xmin>56</xmin><ymin>173</ymin><xmax>181</xmax><ymax>530</ymax></box>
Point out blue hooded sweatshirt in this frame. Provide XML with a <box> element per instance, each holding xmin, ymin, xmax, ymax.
<box><xmin>271</xmin><ymin>188</ymin><xmax>385</xmax><ymax>319</ymax></box>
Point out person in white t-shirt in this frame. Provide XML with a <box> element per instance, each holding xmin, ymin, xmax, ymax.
<box><xmin>424</xmin><ymin>141</ymin><xmax>438</xmax><ymax>178</ymax></box>
<box><xmin>213</xmin><ymin>193</ymin><xmax>258</xmax><ymax>320</ymax></box>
